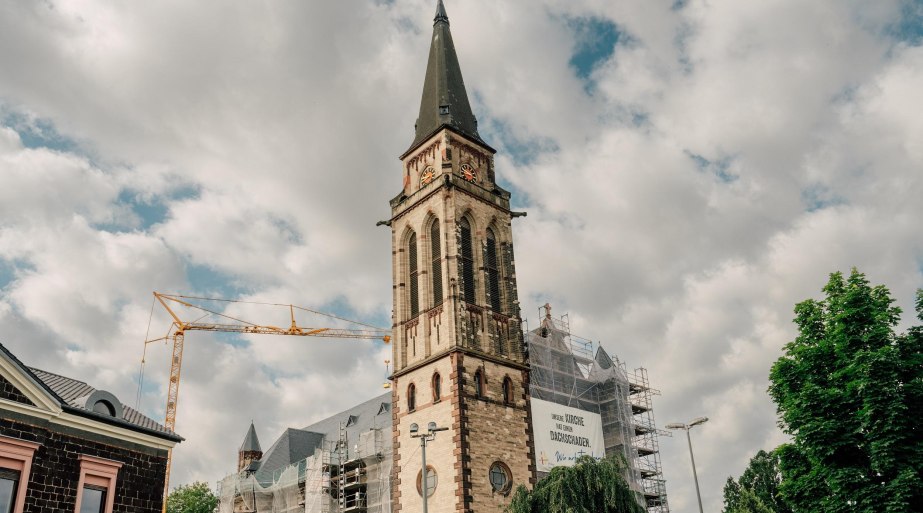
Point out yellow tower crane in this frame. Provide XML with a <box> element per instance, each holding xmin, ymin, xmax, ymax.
<box><xmin>144</xmin><ymin>292</ymin><xmax>391</xmax><ymax>513</ymax></box>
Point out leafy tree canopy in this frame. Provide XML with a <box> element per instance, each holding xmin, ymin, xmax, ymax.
<box><xmin>167</xmin><ymin>481</ymin><xmax>219</xmax><ymax>513</ymax></box>
<box><xmin>506</xmin><ymin>455</ymin><xmax>646</xmax><ymax>513</ymax></box>
<box><xmin>729</xmin><ymin>488</ymin><xmax>774</xmax><ymax>513</ymax></box>
<box><xmin>722</xmin><ymin>449</ymin><xmax>792</xmax><ymax>513</ymax></box>
<box><xmin>768</xmin><ymin>269</ymin><xmax>923</xmax><ymax>513</ymax></box>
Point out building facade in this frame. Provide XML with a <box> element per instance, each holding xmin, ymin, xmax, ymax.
<box><xmin>0</xmin><ymin>342</ymin><xmax>182</xmax><ymax>513</ymax></box>
<box><xmin>215</xmin><ymin>309</ymin><xmax>673</xmax><ymax>513</ymax></box>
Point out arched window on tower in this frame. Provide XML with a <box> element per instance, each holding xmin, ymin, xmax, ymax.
<box><xmin>432</xmin><ymin>372</ymin><xmax>441</xmax><ymax>402</ymax></box>
<box><xmin>459</xmin><ymin>218</ymin><xmax>476</xmax><ymax>304</ymax></box>
<box><xmin>502</xmin><ymin>376</ymin><xmax>513</xmax><ymax>406</ymax></box>
<box><xmin>407</xmin><ymin>383</ymin><xmax>416</xmax><ymax>412</ymax></box>
<box><xmin>473</xmin><ymin>369</ymin><xmax>484</xmax><ymax>399</ymax></box>
<box><xmin>431</xmin><ymin>220</ymin><xmax>443</xmax><ymax>305</ymax></box>
<box><xmin>486</xmin><ymin>227</ymin><xmax>501</xmax><ymax>313</ymax></box>
<box><xmin>409</xmin><ymin>231</ymin><xmax>419</xmax><ymax>318</ymax></box>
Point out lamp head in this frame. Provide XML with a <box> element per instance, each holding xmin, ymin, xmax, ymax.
<box><xmin>689</xmin><ymin>416</ymin><xmax>709</xmax><ymax>427</ymax></box>
<box><xmin>427</xmin><ymin>421</ymin><xmax>438</xmax><ymax>433</ymax></box>
<box><xmin>409</xmin><ymin>423</ymin><xmax>419</xmax><ymax>434</ymax></box>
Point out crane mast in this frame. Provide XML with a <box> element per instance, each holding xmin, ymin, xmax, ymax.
<box><xmin>147</xmin><ymin>292</ymin><xmax>390</xmax><ymax>513</ymax></box>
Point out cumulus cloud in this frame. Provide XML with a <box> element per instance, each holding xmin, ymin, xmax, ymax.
<box><xmin>1</xmin><ymin>0</ymin><xmax>921</xmax><ymax>511</ymax></box>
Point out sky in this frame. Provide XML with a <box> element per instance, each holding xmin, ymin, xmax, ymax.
<box><xmin>1</xmin><ymin>0</ymin><xmax>921</xmax><ymax>511</ymax></box>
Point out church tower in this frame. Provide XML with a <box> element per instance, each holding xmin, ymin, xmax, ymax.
<box><xmin>390</xmin><ymin>2</ymin><xmax>535</xmax><ymax>512</ymax></box>
<box><xmin>238</xmin><ymin>421</ymin><xmax>262</xmax><ymax>474</ymax></box>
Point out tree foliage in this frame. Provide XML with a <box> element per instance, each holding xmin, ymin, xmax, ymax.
<box><xmin>722</xmin><ymin>449</ymin><xmax>791</xmax><ymax>513</ymax></box>
<box><xmin>768</xmin><ymin>269</ymin><xmax>923</xmax><ymax>513</ymax></box>
<box><xmin>167</xmin><ymin>481</ymin><xmax>219</xmax><ymax>513</ymax></box>
<box><xmin>506</xmin><ymin>455</ymin><xmax>646</xmax><ymax>513</ymax></box>
<box><xmin>730</xmin><ymin>488</ymin><xmax>774</xmax><ymax>513</ymax></box>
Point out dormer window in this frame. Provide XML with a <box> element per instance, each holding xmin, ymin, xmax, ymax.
<box><xmin>92</xmin><ymin>400</ymin><xmax>116</xmax><ymax>417</ymax></box>
<box><xmin>439</xmin><ymin>105</ymin><xmax>450</xmax><ymax>115</ymax></box>
<box><xmin>78</xmin><ymin>391</ymin><xmax>124</xmax><ymax>419</ymax></box>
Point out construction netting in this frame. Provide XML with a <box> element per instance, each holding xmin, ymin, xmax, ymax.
<box><xmin>218</xmin><ymin>458</ymin><xmax>308</xmax><ymax>513</ymax></box>
<box><xmin>218</xmin><ymin>427</ymin><xmax>391</xmax><ymax>513</ymax></box>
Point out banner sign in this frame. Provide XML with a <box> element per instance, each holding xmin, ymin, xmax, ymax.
<box><xmin>531</xmin><ymin>398</ymin><xmax>605</xmax><ymax>472</ymax></box>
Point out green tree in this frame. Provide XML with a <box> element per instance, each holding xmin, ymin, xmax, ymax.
<box><xmin>730</xmin><ymin>488</ymin><xmax>774</xmax><ymax>513</ymax></box>
<box><xmin>166</xmin><ymin>481</ymin><xmax>219</xmax><ymax>513</ymax></box>
<box><xmin>505</xmin><ymin>455</ymin><xmax>645</xmax><ymax>513</ymax></box>
<box><xmin>768</xmin><ymin>269</ymin><xmax>923</xmax><ymax>513</ymax></box>
<box><xmin>722</xmin><ymin>449</ymin><xmax>791</xmax><ymax>513</ymax></box>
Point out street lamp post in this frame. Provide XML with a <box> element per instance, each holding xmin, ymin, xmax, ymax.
<box><xmin>409</xmin><ymin>421</ymin><xmax>448</xmax><ymax>513</ymax></box>
<box><xmin>666</xmin><ymin>416</ymin><xmax>708</xmax><ymax>513</ymax></box>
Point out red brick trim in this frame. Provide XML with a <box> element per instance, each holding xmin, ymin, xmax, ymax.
<box><xmin>450</xmin><ymin>352</ymin><xmax>471</xmax><ymax>512</ymax></box>
<box><xmin>74</xmin><ymin>455</ymin><xmax>123</xmax><ymax>513</ymax></box>
<box><xmin>0</xmin><ymin>435</ymin><xmax>40</xmax><ymax>513</ymax></box>
<box><xmin>521</xmin><ymin>368</ymin><xmax>538</xmax><ymax>485</ymax></box>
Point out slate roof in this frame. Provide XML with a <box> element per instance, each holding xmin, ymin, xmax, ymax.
<box><xmin>404</xmin><ymin>0</ymin><xmax>493</xmax><ymax>156</ymax></box>
<box><xmin>0</xmin><ymin>342</ymin><xmax>180</xmax><ymax>442</ymax></box>
<box><xmin>252</xmin><ymin>393</ymin><xmax>392</xmax><ymax>482</ymax></box>
<box><xmin>240</xmin><ymin>421</ymin><xmax>262</xmax><ymax>452</ymax></box>
<box><xmin>29</xmin><ymin>367</ymin><xmax>180</xmax><ymax>439</ymax></box>
<box><xmin>256</xmin><ymin>428</ymin><xmax>325</xmax><ymax>480</ymax></box>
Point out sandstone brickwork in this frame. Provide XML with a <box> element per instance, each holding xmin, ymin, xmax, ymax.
<box><xmin>391</xmin><ymin>128</ymin><xmax>535</xmax><ymax>513</ymax></box>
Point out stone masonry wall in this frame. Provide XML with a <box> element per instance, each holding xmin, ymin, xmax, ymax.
<box><xmin>460</xmin><ymin>355</ymin><xmax>534</xmax><ymax>513</ymax></box>
<box><xmin>392</xmin><ymin>355</ymin><xmax>457</xmax><ymax>513</ymax></box>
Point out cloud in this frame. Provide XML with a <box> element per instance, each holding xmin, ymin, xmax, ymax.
<box><xmin>1</xmin><ymin>1</ymin><xmax>921</xmax><ymax>511</ymax></box>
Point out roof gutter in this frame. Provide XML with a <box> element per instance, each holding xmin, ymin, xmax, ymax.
<box><xmin>61</xmin><ymin>404</ymin><xmax>185</xmax><ymax>443</ymax></box>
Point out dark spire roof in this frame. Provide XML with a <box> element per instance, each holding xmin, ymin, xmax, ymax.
<box><xmin>405</xmin><ymin>0</ymin><xmax>492</xmax><ymax>156</ymax></box>
<box><xmin>240</xmin><ymin>421</ymin><xmax>262</xmax><ymax>453</ymax></box>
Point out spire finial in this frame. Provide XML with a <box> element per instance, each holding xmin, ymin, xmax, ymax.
<box><xmin>435</xmin><ymin>0</ymin><xmax>448</xmax><ymax>25</ymax></box>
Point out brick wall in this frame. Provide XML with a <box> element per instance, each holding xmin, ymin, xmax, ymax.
<box><xmin>0</xmin><ymin>375</ymin><xmax>35</xmax><ymax>407</ymax></box>
<box><xmin>0</xmin><ymin>416</ymin><xmax>168</xmax><ymax>513</ymax></box>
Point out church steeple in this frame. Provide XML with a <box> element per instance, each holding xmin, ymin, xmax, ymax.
<box><xmin>405</xmin><ymin>0</ymin><xmax>489</xmax><ymax>156</ymax></box>
<box><xmin>237</xmin><ymin>421</ymin><xmax>262</xmax><ymax>473</ymax></box>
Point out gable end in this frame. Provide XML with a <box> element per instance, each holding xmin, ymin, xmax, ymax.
<box><xmin>0</xmin><ymin>373</ymin><xmax>35</xmax><ymax>407</ymax></box>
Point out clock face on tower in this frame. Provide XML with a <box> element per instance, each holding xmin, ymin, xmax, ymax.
<box><xmin>461</xmin><ymin>163</ymin><xmax>478</xmax><ymax>182</ymax></box>
<box><xmin>421</xmin><ymin>166</ymin><xmax>436</xmax><ymax>187</ymax></box>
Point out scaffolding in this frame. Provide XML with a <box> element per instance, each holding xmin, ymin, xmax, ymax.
<box><xmin>526</xmin><ymin>305</ymin><xmax>670</xmax><ymax>513</ymax></box>
<box><xmin>218</xmin><ymin>422</ymin><xmax>392</xmax><ymax>513</ymax></box>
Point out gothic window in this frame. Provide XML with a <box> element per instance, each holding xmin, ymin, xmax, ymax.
<box><xmin>407</xmin><ymin>383</ymin><xmax>416</xmax><ymax>412</ymax></box>
<box><xmin>459</xmin><ymin>218</ymin><xmax>476</xmax><ymax>304</ymax></box>
<box><xmin>486</xmin><ymin>228</ymin><xmax>501</xmax><ymax>313</ymax></box>
<box><xmin>502</xmin><ymin>376</ymin><xmax>513</xmax><ymax>406</ymax></box>
<box><xmin>432</xmin><ymin>372</ymin><xmax>441</xmax><ymax>401</ymax></box>
<box><xmin>473</xmin><ymin>369</ymin><xmax>484</xmax><ymax>399</ymax></box>
<box><xmin>431</xmin><ymin>220</ymin><xmax>443</xmax><ymax>305</ymax></box>
<box><xmin>408</xmin><ymin>231</ymin><xmax>419</xmax><ymax>318</ymax></box>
